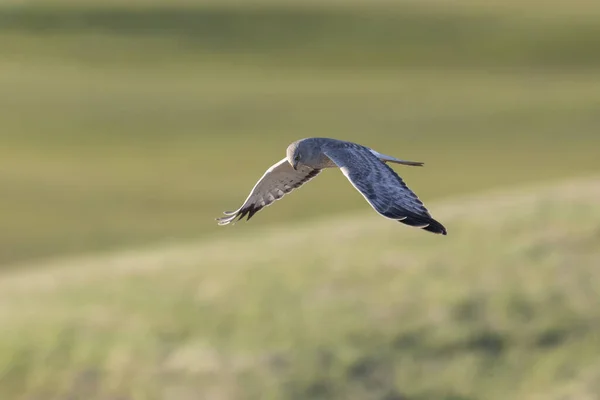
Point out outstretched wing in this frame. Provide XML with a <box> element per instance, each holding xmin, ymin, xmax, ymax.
<box><xmin>217</xmin><ymin>158</ymin><xmax>321</xmax><ymax>225</ymax></box>
<box><xmin>324</xmin><ymin>145</ymin><xmax>447</xmax><ymax>235</ymax></box>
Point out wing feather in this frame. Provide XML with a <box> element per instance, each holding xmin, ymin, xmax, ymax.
<box><xmin>216</xmin><ymin>158</ymin><xmax>321</xmax><ymax>225</ymax></box>
<box><xmin>324</xmin><ymin>145</ymin><xmax>447</xmax><ymax>235</ymax></box>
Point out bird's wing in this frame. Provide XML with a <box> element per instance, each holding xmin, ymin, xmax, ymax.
<box><xmin>216</xmin><ymin>158</ymin><xmax>321</xmax><ymax>225</ymax></box>
<box><xmin>323</xmin><ymin>145</ymin><xmax>447</xmax><ymax>235</ymax></box>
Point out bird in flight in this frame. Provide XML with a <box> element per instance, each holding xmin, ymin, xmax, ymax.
<box><xmin>217</xmin><ymin>138</ymin><xmax>447</xmax><ymax>235</ymax></box>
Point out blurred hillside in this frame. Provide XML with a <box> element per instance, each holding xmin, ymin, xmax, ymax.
<box><xmin>1</xmin><ymin>178</ymin><xmax>600</xmax><ymax>400</ymax></box>
<box><xmin>3</xmin><ymin>0</ymin><xmax>600</xmax><ymax>69</ymax></box>
<box><xmin>1</xmin><ymin>0</ymin><xmax>600</xmax><ymax>265</ymax></box>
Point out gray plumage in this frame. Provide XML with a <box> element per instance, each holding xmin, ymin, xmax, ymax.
<box><xmin>217</xmin><ymin>138</ymin><xmax>447</xmax><ymax>235</ymax></box>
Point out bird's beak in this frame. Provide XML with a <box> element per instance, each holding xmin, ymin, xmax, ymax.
<box><xmin>292</xmin><ymin>160</ymin><xmax>298</xmax><ymax>171</ymax></box>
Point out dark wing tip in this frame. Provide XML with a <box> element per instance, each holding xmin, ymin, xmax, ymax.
<box><xmin>216</xmin><ymin>204</ymin><xmax>264</xmax><ymax>225</ymax></box>
<box><xmin>246</xmin><ymin>204</ymin><xmax>260</xmax><ymax>221</ymax></box>
<box><xmin>397</xmin><ymin>214</ymin><xmax>447</xmax><ymax>235</ymax></box>
<box><xmin>422</xmin><ymin>218</ymin><xmax>447</xmax><ymax>235</ymax></box>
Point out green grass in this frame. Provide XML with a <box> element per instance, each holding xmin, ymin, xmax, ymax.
<box><xmin>1</xmin><ymin>0</ymin><xmax>600</xmax><ymax>266</ymax></box>
<box><xmin>2</xmin><ymin>3</ymin><xmax>600</xmax><ymax>70</ymax></box>
<box><xmin>2</xmin><ymin>63</ymin><xmax>600</xmax><ymax>265</ymax></box>
<box><xmin>2</xmin><ymin>1</ymin><xmax>600</xmax><ymax>398</ymax></box>
<box><xmin>1</xmin><ymin>177</ymin><xmax>600</xmax><ymax>399</ymax></box>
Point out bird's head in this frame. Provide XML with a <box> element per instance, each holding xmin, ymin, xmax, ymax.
<box><xmin>286</xmin><ymin>141</ymin><xmax>303</xmax><ymax>170</ymax></box>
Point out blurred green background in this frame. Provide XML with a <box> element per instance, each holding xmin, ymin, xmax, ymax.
<box><xmin>1</xmin><ymin>1</ymin><xmax>600</xmax><ymax>399</ymax></box>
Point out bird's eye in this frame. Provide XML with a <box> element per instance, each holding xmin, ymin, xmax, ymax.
<box><xmin>294</xmin><ymin>154</ymin><xmax>301</xmax><ymax>161</ymax></box>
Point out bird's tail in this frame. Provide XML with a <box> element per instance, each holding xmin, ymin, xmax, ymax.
<box><xmin>369</xmin><ymin>149</ymin><xmax>424</xmax><ymax>167</ymax></box>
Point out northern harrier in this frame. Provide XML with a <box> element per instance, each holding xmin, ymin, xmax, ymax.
<box><xmin>217</xmin><ymin>138</ymin><xmax>447</xmax><ymax>235</ymax></box>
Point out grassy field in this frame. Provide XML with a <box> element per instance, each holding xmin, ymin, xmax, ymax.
<box><xmin>1</xmin><ymin>177</ymin><xmax>600</xmax><ymax>399</ymax></box>
<box><xmin>2</xmin><ymin>1</ymin><xmax>600</xmax><ymax>398</ymax></box>
<box><xmin>3</xmin><ymin>64</ymin><xmax>600</xmax><ymax>265</ymax></box>
<box><xmin>2</xmin><ymin>0</ymin><xmax>600</xmax><ymax>265</ymax></box>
